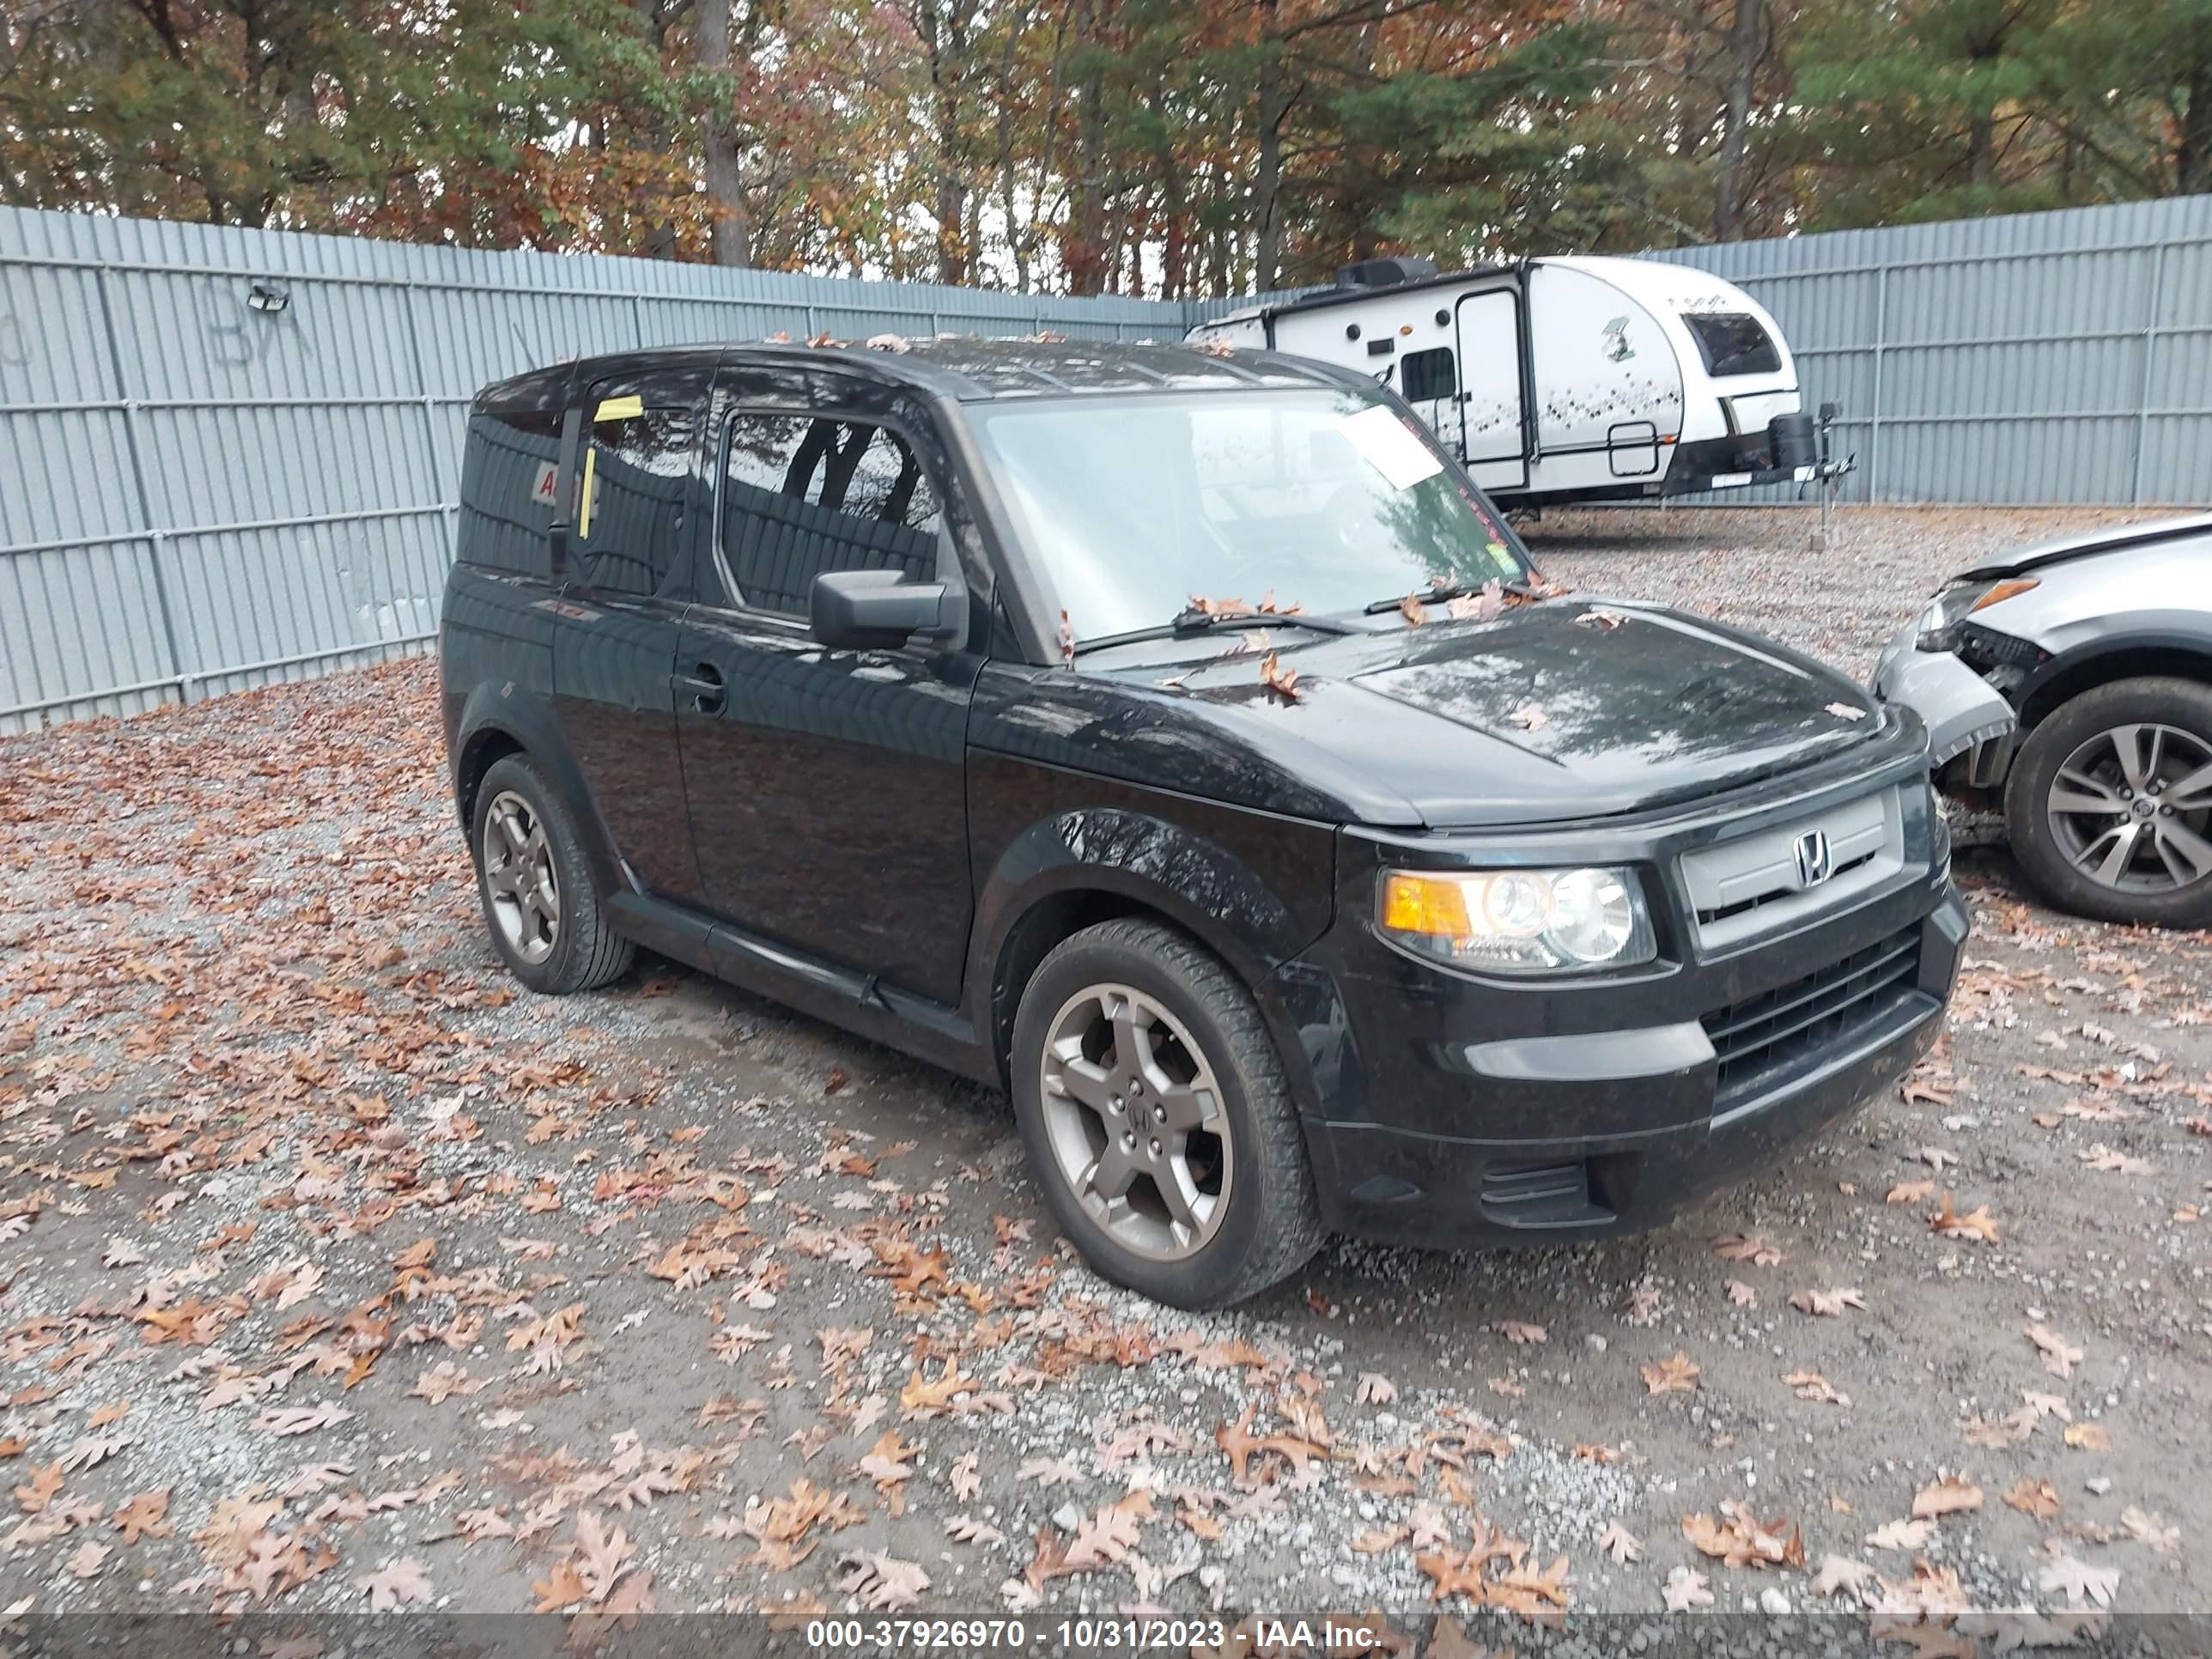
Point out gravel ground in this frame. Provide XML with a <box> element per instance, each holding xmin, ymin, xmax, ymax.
<box><xmin>1</xmin><ymin>506</ymin><xmax>2208</xmax><ymax>1652</ymax></box>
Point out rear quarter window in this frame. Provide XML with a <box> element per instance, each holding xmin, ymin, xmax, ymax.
<box><xmin>457</xmin><ymin>405</ymin><xmax>562</xmax><ymax>577</ymax></box>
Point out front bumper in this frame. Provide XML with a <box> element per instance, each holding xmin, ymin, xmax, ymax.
<box><xmin>1273</xmin><ymin>755</ymin><xmax>1965</xmax><ymax>1249</ymax></box>
<box><xmin>1870</xmin><ymin>617</ymin><xmax>2017</xmax><ymax>769</ymax></box>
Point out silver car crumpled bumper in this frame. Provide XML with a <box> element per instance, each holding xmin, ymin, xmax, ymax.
<box><xmin>1870</xmin><ymin>617</ymin><xmax>2017</xmax><ymax>769</ymax></box>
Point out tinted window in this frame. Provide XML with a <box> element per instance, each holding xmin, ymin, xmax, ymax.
<box><xmin>574</xmin><ymin>399</ymin><xmax>699</xmax><ymax>598</ymax></box>
<box><xmin>1682</xmin><ymin>312</ymin><xmax>1781</xmax><ymax>378</ymax></box>
<box><xmin>457</xmin><ymin>404</ymin><xmax>562</xmax><ymax>577</ymax></box>
<box><xmin>1401</xmin><ymin>347</ymin><xmax>1455</xmax><ymax>403</ymax></box>
<box><xmin>716</xmin><ymin>413</ymin><xmax>945</xmax><ymax>617</ymax></box>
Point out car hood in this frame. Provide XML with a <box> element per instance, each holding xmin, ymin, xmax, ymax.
<box><xmin>1956</xmin><ymin>513</ymin><xmax>2212</xmax><ymax>580</ymax></box>
<box><xmin>1072</xmin><ymin>600</ymin><xmax>1895</xmax><ymax>829</ymax></box>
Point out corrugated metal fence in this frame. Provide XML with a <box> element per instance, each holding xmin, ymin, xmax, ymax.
<box><xmin>0</xmin><ymin>207</ymin><xmax>1188</xmax><ymax>732</ymax></box>
<box><xmin>1642</xmin><ymin>195</ymin><xmax>2212</xmax><ymax>507</ymax></box>
<box><xmin>4</xmin><ymin>195</ymin><xmax>2209</xmax><ymax>730</ymax></box>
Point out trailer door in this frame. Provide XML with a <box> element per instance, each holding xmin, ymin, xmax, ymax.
<box><xmin>1454</xmin><ymin>283</ymin><xmax>1529</xmax><ymax>493</ymax></box>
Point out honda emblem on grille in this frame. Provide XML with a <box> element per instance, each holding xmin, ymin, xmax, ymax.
<box><xmin>1793</xmin><ymin>829</ymin><xmax>1833</xmax><ymax>888</ymax></box>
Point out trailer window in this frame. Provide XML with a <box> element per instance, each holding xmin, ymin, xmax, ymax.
<box><xmin>1682</xmin><ymin>312</ymin><xmax>1781</xmax><ymax>378</ymax></box>
<box><xmin>1401</xmin><ymin>348</ymin><xmax>1455</xmax><ymax>403</ymax></box>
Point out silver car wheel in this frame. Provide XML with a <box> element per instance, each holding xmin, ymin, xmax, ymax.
<box><xmin>1036</xmin><ymin>982</ymin><xmax>1231</xmax><ymax>1262</ymax></box>
<box><xmin>480</xmin><ymin>789</ymin><xmax>562</xmax><ymax>963</ymax></box>
<box><xmin>2046</xmin><ymin>722</ymin><xmax>2212</xmax><ymax>894</ymax></box>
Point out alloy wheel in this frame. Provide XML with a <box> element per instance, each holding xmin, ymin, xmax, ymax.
<box><xmin>1036</xmin><ymin>982</ymin><xmax>1231</xmax><ymax>1262</ymax></box>
<box><xmin>2045</xmin><ymin>722</ymin><xmax>2212</xmax><ymax>894</ymax></box>
<box><xmin>480</xmin><ymin>789</ymin><xmax>562</xmax><ymax>963</ymax></box>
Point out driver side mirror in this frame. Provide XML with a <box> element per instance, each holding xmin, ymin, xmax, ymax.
<box><xmin>810</xmin><ymin>569</ymin><xmax>958</xmax><ymax>651</ymax></box>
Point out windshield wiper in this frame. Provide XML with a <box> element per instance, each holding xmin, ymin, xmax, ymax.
<box><xmin>1364</xmin><ymin>575</ymin><xmax>1541</xmax><ymax>615</ymax></box>
<box><xmin>1071</xmin><ymin>606</ymin><xmax>1352</xmax><ymax>657</ymax></box>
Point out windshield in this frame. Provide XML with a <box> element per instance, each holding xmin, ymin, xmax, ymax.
<box><xmin>966</xmin><ymin>386</ymin><xmax>1531</xmax><ymax>641</ymax></box>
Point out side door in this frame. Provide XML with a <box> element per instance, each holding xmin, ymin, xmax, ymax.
<box><xmin>674</xmin><ymin>365</ymin><xmax>986</xmax><ymax>1007</ymax></box>
<box><xmin>1455</xmin><ymin>281</ymin><xmax>1532</xmax><ymax>493</ymax></box>
<box><xmin>547</xmin><ymin>362</ymin><xmax>715</xmax><ymax>907</ymax></box>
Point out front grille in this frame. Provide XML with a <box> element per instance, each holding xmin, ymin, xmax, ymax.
<box><xmin>1678</xmin><ymin>786</ymin><xmax>1904</xmax><ymax>951</ymax></box>
<box><xmin>1697</xmin><ymin>848</ymin><xmax>1881</xmax><ymax>927</ymax></box>
<box><xmin>1702</xmin><ymin>927</ymin><xmax>1921</xmax><ymax>1104</ymax></box>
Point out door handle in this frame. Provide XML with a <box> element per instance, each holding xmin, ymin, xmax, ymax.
<box><xmin>672</xmin><ymin>664</ymin><xmax>726</xmax><ymax>716</ymax></box>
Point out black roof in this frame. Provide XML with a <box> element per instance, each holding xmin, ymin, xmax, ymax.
<box><xmin>854</xmin><ymin>337</ymin><xmax>1347</xmax><ymax>399</ymax></box>
<box><xmin>479</xmin><ymin>337</ymin><xmax>1356</xmax><ymax>408</ymax></box>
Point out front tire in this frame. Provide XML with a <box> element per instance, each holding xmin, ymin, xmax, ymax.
<box><xmin>1010</xmin><ymin>918</ymin><xmax>1323</xmax><ymax>1309</ymax></box>
<box><xmin>470</xmin><ymin>754</ymin><xmax>635</xmax><ymax>994</ymax></box>
<box><xmin>2004</xmin><ymin>676</ymin><xmax>2212</xmax><ymax>927</ymax></box>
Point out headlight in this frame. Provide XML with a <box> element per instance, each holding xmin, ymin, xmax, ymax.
<box><xmin>1377</xmin><ymin>866</ymin><xmax>1656</xmax><ymax>974</ymax></box>
<box><xmin>1917</xmin><ymin>577</ymin><xmax>2038</xmax><ymax>652</ymax></box>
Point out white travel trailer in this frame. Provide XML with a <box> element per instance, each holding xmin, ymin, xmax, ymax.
<box><xmin>1188</xmin><ymin>254</ymin><xmax>1832</xmax><ymax>507</ymax></box>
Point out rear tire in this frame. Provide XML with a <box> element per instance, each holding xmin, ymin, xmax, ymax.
<box><xmin>470</xmin><ymin>754</ymin><xmax>635</xmax><ymax>994</ymax></box>
<box><xmin>1010</xmin><ymin>918</ymin><xmax>1323</xmax><ymax>1309</ymax></box>
<box><xmin>2003</xmin><ymin>676</ymin><xmax>2212</xmax><ymax>928</ymax></box>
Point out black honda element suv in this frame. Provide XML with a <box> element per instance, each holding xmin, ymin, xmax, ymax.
<box><xmin>439</xmin><ymin>337</ymin><xmax>1964</xmax><ymax>1309</ymax></box>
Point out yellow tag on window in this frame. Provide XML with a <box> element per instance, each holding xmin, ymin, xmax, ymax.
<box><xmin>594</xmin><ymin>395</ymin><xmax>642</xmax><ymax>422</ymax></box>
<box><xmin>576</xmin><ymin>447</ymin><xmax>597</xmax><ymax>538</ymax></box>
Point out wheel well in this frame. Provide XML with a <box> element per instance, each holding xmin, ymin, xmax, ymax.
<box><xmin>2021</xmin><ymin>647</ymin><xmax>2212</xmax><ymax>731</ymax></box>
<box><xmin>454</xmin><ymin>729</ymin><xmax>525</xmax><ymax>830</ymax></box>
<box><xmin>988</xmin><ymin>890</ymin><xmax>1174</xmax><ymax>1088</ymax></box>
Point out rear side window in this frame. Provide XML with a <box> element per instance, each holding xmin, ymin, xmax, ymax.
<box><xmin>716</xmin><ymin>413</ymin><xmax>945</xmax><ymax>618</ymax></box>
<box><xmin>457</xmin><ymin>405</ymin><xmax>562</xmax><ymax>577</ymax></box>
<box><xmin>1401</xmin><ymin>347</ymin><xmax>1455</xmax><ymax>403</ymax></box>
<box><xmin>574</xmin><ymin>398</ymin><xmax>701</xmax><ymax>598</ymax></box>
<box><xmin>1682</xmin><ymin>311</ymin><xmax>1781</xmax><ymax>378</ymax></box>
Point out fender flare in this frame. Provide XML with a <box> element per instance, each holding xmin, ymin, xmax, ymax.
<box><xmin>451</xmin><ymin>682</ymin><xmax>632</xmax><ymax>902</ymax></box>
<box><xmin>966</xmin><ymin>806</ymin><xmax>1334</xmax><ymax>1109</ymax></box>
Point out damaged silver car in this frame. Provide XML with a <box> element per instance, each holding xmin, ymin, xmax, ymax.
<box><xmin>1874</xmin><ymin>514</ymin><xmax>2212</xmax><ymax>928</ymax></box>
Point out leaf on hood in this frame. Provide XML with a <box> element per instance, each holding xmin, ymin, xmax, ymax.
<box><xmin>1398</xmin><ymin>594</ymin><xmax>1430</xmax><ymax>626</ymax></box>
<box><xmin>1259</xmin><ymin>651</ymin><xmax>1301</xmax><ymax>703</ymax></box>
<box><xmin>1826</xmin><ymin>701</ymin><xmax>1869</xmax><ymax>720</ymax></box>
<box><xmin>1509</xmin><ymin>701</ymin><xmax>1548</xmax><ymax>732</ymax></box>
